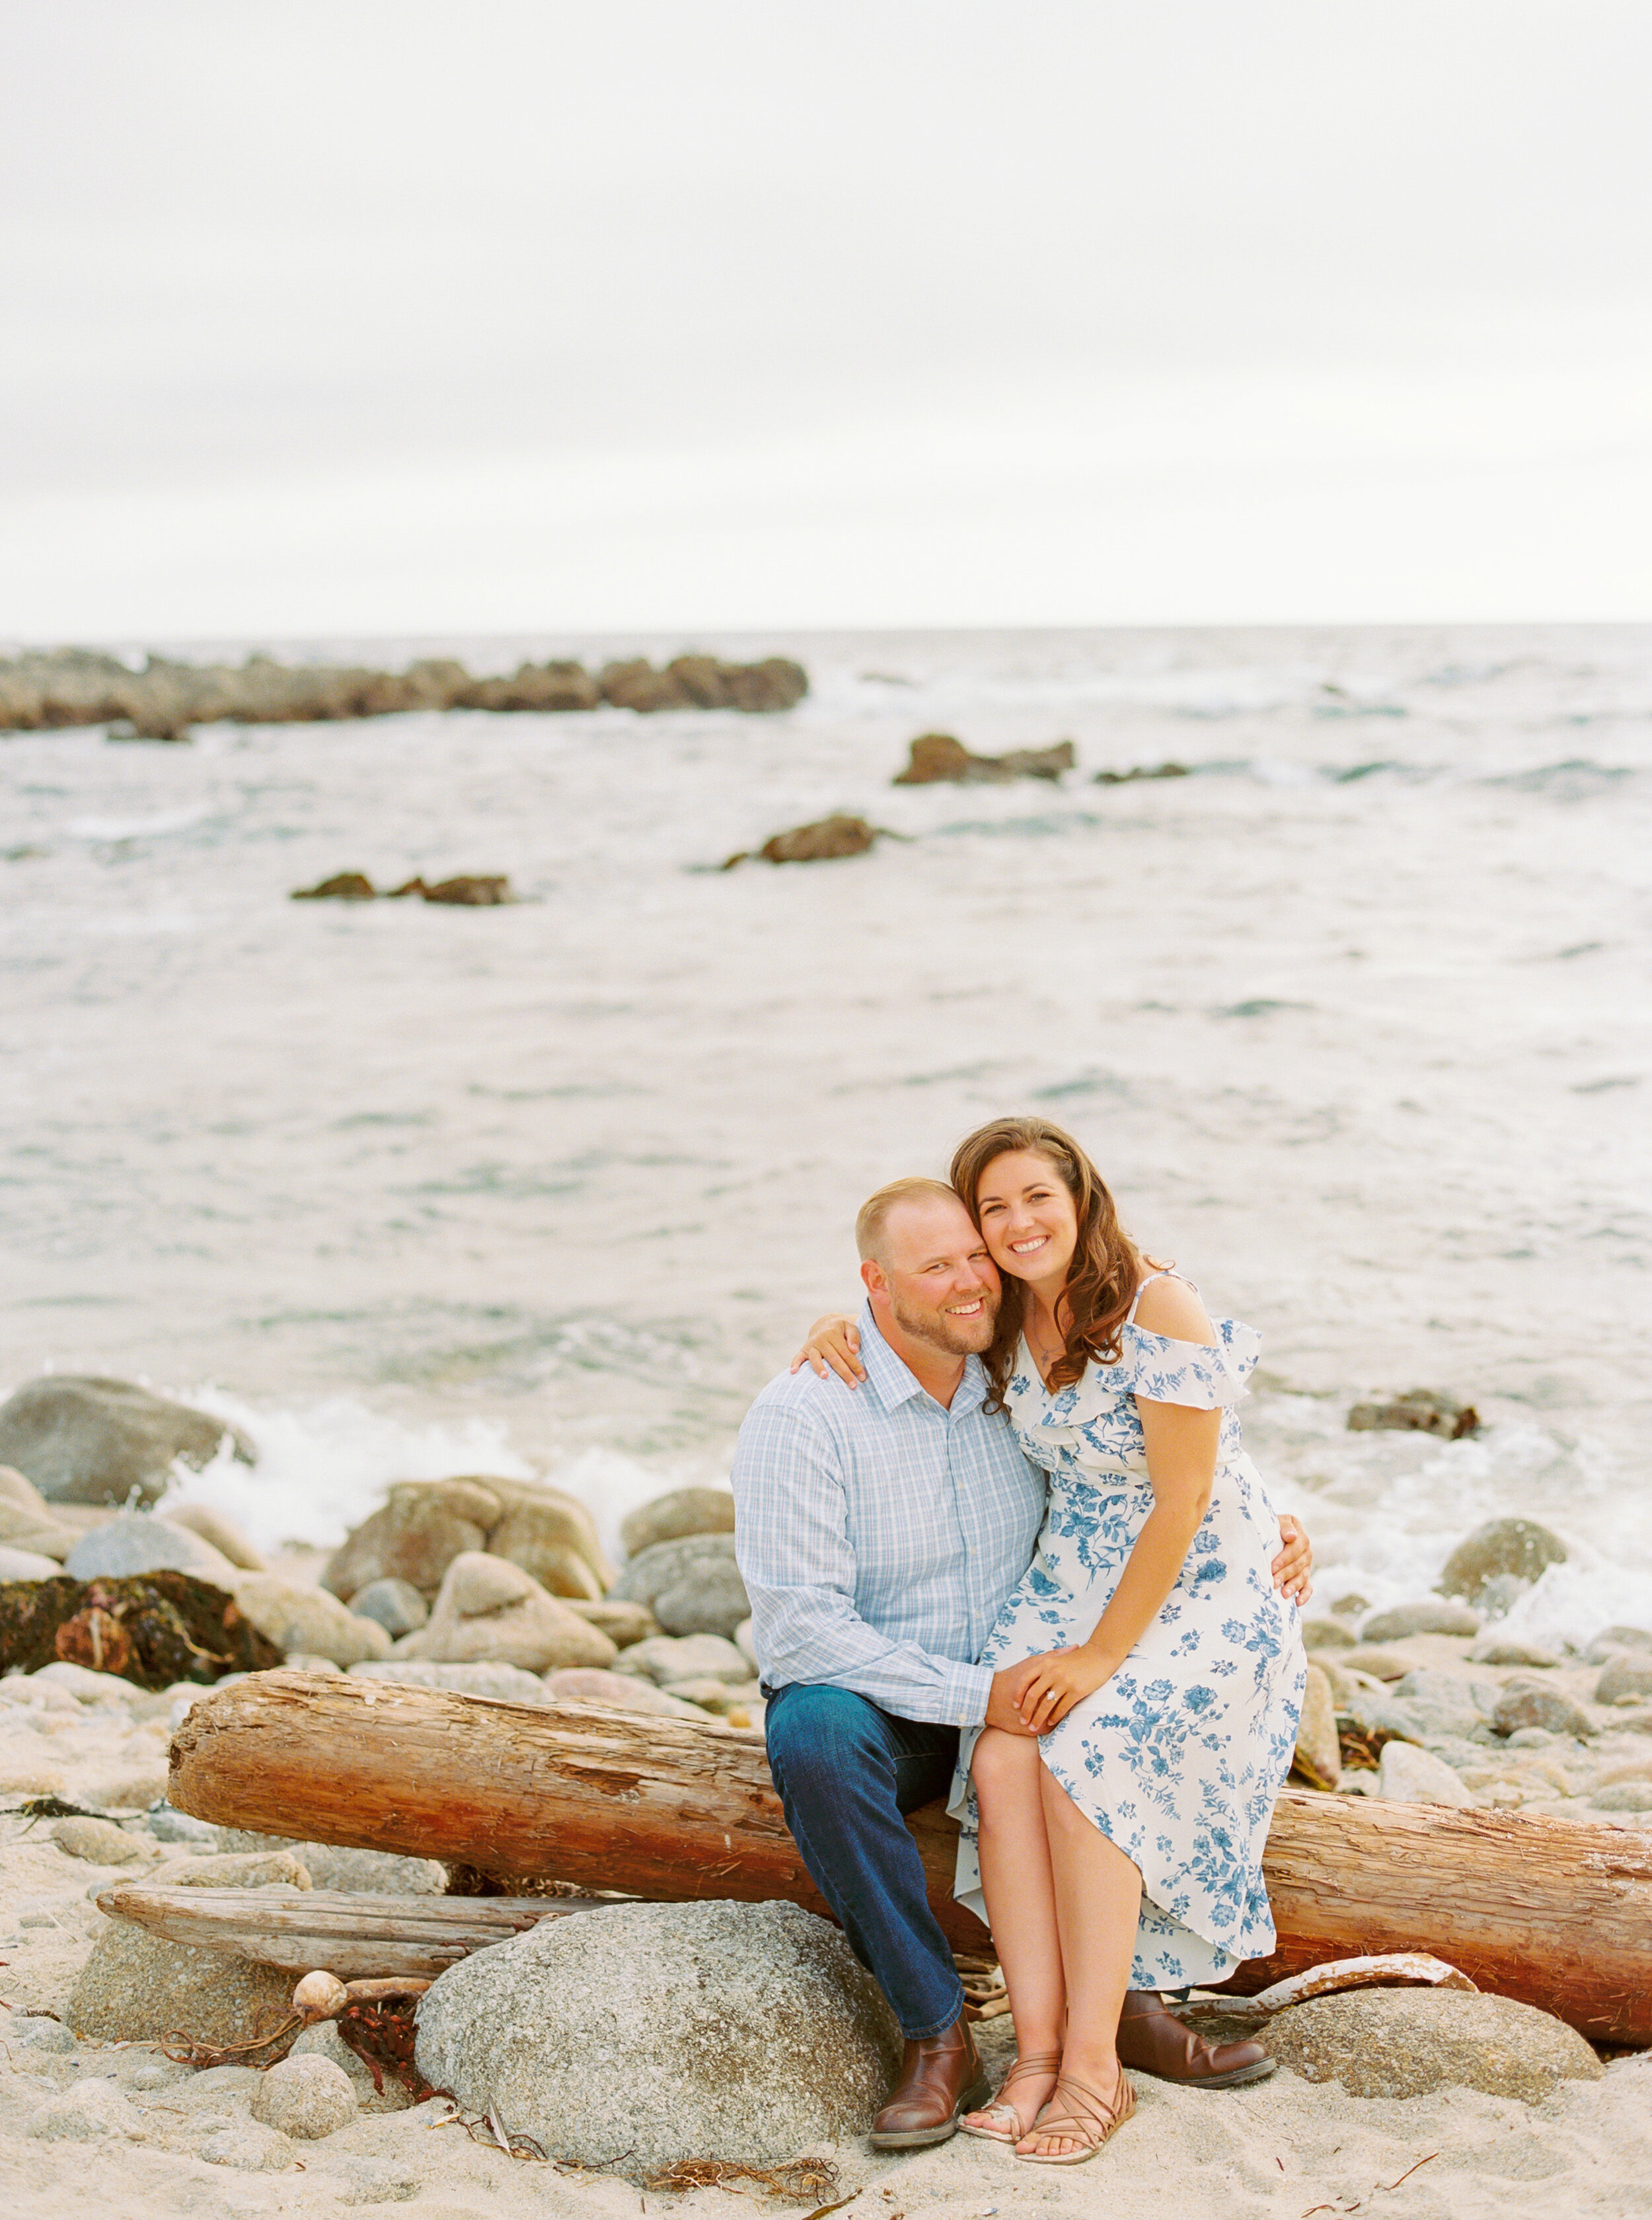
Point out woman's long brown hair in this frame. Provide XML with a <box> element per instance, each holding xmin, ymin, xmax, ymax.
<box><xmin>949</xmin><ymin>1115</ymin><xmax>1146</xmax><ymax>1408</ymax></box>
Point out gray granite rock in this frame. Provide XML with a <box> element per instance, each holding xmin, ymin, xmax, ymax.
<box><xmin>1586</xmin><ymin>1625</ymin><xmax>1652</xmax><ymax>1666</ymax></box>
<box><xmin>415</xmin><ymin>1898</ymin><xmax>903</xmax><ymax>2170</ymax></box>
<box><xmin>397</xmin><ymin>1551</ymin><xmax>616</xmax><ymax>1672</ymax></box>
<box><xmin>162</xmin><ymin>1500</ymin><xmax>266</xmax><ymax>1569</ymax></box>
<box><xmin>1469</xmin><ymin>1634</ymin><xmax>1560</xmax><ymax>1668</ymax></box>
<box><xmin>611</xmin><ymin>1533</ymin><xmax>749</xmax><ymax>1639</ymax></box>
<box><xmin>1386</xmin><ymin>1669</ymin><xmax>1487</xmax><ymax>1741</ymax></box>
<box><xmin>1361</xmin><ymin>1599</ymin><xmax>1480</xmax><ymax>1642</ymax></box>
<box><xmin>1492</xmin><ymin>1682</ymin><xmax>1595</xmax><ymax>1738</ymax></box>
<box><xmin>542</xmin><ymin>1666</ymin><xmax>707</xmax><ymax>1718</ymax></box>
<box><xmin>1437</xmin><ymin>1518</ymin><xmax>1567</xmax><ymax>1604</ymax></box>
<box><xmin>233</xmin><ymin>1574</ymin><xmax>392</xmax><ymax>1666</ymax></box>
<box><xmin>0</xmin><ymin>1376</ymin><xmax>256</xmax><ymax>1506</ymax></box>
<box><xmin>64</xmin><ymin>1511</ymin><xmax>238</xmax><ymax>1583</ymax></box>
<box><xmin>252</xmin><ymin>2054</ymin><xmax>358</xmax><ymax>2138</ymax></box>
<box><xmin>292</xmin><ymin>2020</ymin><xmax>412</xmax><ymax>2112</ymax></box>
<box><xmin>348</xmin><ymin>1577</ymin><xmax>429</xmax><ymax>1637</ymax></box>
<box><xmin>213</xmin><ymin>1828</ymin><xmax>445</xmax><ymax>1893</ymax></box>
<box><xmin>320</xmin><ymin>1478</ymin><xmax>503</xmax><ymax>1601</ymax></box>
<box><xmin>0</xmin><ymin>1543</ymin><xmax>61</xmax><ymax>1579</ymax></box>
<box><xmin>1375</xmin><ymin>1741</ymin><xmax>1476</xmax><ymax>1806</ymax></box>
<box><xmin>349</xmin><ymin>1656</ymin><xmax>550</xmax><ymax>1703</ymax></box>
<box><xmin>26</xmin><ymin>2077</ymin><xmax>146</xmax><ymax>2141</ymax></box>
<box><xmin>67</xmin><ymin>1923</ymin><xmax>296</xmax><ymax>2046</ymax></box>
<box><xmin>620</xmin><ymin>1486</ymin><xmax>737</xmax><ymax>1559</ymax></box>
<box><xmin>1300</xmin><ymin>1616</ymin><xmax>1355</xmax><ymax>1650</ymax></box>
<box><xmin>1293</xmin><ymin>1664</ymin><xmax>1341</xmax><ymax>1790</ymax></box>
<box><xmin>1261</xmin><ymin>1985</ymin><xmax>1602</xmax><ymax>2102</ymax></box>
<box><xmin>200</xmin><ymin>2122</ymin><xmax>296</xmax><ymax>2170</ymax></box>
<box><xmin>611</xmin><ymin>1631</ymin><xmax>751</xmax><ymax>1687</ymax></box>
<box><xmin>1591</xmin><ymin>1780</ymin><xmax>1652</xmax><ymax>1811</ymax></box>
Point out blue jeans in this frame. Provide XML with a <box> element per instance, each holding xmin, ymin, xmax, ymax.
<box><xmin>765</xmin><ymin>1682</ymin><xmax>964</xmax><ymax>2040</ymax></box>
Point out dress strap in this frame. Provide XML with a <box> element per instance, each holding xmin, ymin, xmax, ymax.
<box><xmin>1125</xmin><ymin>1267</ymin><xmax>1182</xmax><ymax>1325</ymax></box>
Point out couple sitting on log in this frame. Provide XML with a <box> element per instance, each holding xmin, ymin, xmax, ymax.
<box><xmin>732</xmin><ymin>1115</ymin><xmax>1312</xmax><ymax>2168</ymax></box>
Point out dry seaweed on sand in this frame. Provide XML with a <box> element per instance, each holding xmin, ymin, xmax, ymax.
<box><xmin>161</xmin><ymin>2012</ymin><xmax>304</xmax><ymax>2069</ymax></box>
<box><xmin>644</xmin><ymin>2158</ymin><xmax>843</xmax><ymax>2202</ymax></box>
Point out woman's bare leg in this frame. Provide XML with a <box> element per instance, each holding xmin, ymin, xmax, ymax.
<box><xmin>1016</xmin><ymin>1762</ymin><xmax>1142</xmax><ymax>2158</ymax></box>
<box><xmin>960</xmin><ymin>1727</ymin><xmax>1065</xmax><ymax>2132</ymax></box>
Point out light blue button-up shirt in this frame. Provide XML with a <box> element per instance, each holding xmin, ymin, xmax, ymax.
<box><xmin>731</xmin><ymin>1303</ymin><xmax>1048</xmax><ymax>1727</ymax></box>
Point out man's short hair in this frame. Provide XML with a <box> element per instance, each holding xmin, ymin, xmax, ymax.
<box><xmin>855</xmin><ymin>1176</ymin><xmax>960</xmax><ymax>1264</ymax></box>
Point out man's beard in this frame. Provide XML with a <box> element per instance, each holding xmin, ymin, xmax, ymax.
<box><xmin>891</xmin><ymin>1288</ymin><xmax>998</xmax><ymax>1356</ymax></box>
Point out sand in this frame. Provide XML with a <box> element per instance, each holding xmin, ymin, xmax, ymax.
<box><xmin>4</xmin><ymin>1679</ymin><xmax>1651</xmax><ymax>2220</ymax></box>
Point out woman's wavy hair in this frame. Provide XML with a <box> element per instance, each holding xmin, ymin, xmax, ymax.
<box><xmin>949</xmin><ymin>1115</ymin><xmax>1146</xmax><ymax>1407</ymax></box>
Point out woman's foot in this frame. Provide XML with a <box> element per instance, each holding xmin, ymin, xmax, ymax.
<box><xmin>959</xmin><ymin>2050</ymin><xmax>1062</xmax><ymax>2143</ymax></box>
<box><xmin>1014</xmin><ymin>2057</ymin><xmax>1134</xmax><ymax>2164</ymax></box>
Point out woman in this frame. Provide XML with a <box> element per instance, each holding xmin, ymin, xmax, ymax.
<box><xmin>796</xmin><ymin>1116</ymin><xmax>1305</xmax><ymax>2166</ymax></box>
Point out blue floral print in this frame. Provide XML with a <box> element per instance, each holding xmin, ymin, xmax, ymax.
<box><xmin>949</xmin><ymin>1275</ymin><xmax>1308</xmax><ymax>1989</ymax></box>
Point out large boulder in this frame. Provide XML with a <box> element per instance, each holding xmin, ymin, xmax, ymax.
<box><xmin>233</xmin><ymin>1574</ymin><xmax>393</xmax><ymax>1666</ymax></box>
<box><xmin>1598</xmin><ymin>1654</ymin><xmax>1652</xmax><ymax>1707</ymax></box>
<box><xmin>320</xmin><ymin>1479</ymin><xmax>502</xmax><ymax>1601</ymax></box>
<box><xmin>487</xmin><ymin>1482</ymin><xmax>611</xmax><ymax>1598</ymax></box>
<box><xmin>543</xmin><ymin>1666</ymin><xmax>708</xmax><ymax>1719</ymax></box>
<box><xmin>64</xmin><ymin>1511</ymin><xmax>238</xmax><ymax>1584</ymax></box>
<box><xmin>562</xmin><ymin>1597</ymin><xmax>659</xmax><ymax>1648</ymax></box>
<box><xmin>68</xmin><ymin>1924</ymin><xmax>295</xmax><ymax>2046</ymax></box>
<box><xmin>620</xmin><ymin>1486</ymin><xmax>736</xmax><ymax>1559</ymax></box>
<box><xmin>1375</xmin><ymin>1742</ymin><xmax>1476</xmax><ymax>1807</ymax></box>
<box><xmin>163</xmin><ymin>1501</ymin><xmax>266</xmax><ymax>1570</ymax></box>
<box><xmin>397</xmin><ymin>1553</ymin><xmax>616</xmax><ymax>1672</ymax></box>
<box><xmin>891</xmin><ymin>733</ymin><xmax>1075</xmax><ymax>785</ymax></box>
<box><xmin>1291</xmin><ymin>1664</ymin><xmax>1341</xmax><ymax>1790</ymax></box>
<box><xmin>1260</xmin><ymin>1986</ymin><xmax>1602</xmax><ymax>2103</ymax></box>
<box><xmin>0</xmin><ymin>1377</ymin><xmax>256</xmax><ymax>1506</ymax></box>
<box><xmin>611</xmin><ymin>1632</ymin><xmax>751</xmax><ymax>1687</ymax></box>
<box><xmin>1491</xmin><ymin>1681</ymin><xmax>1594</xmax><ymax>1739</ymax></box>
<box><xmin>1387</xmin><ymin>1669</ymin><xmax>1489</xmax><ymax>1742</ymax></box>
<box><xmin>349</xmin><ymin>1577</ymin><xmax>429</xmax><ymax>1637</ymax></box>
<box><xmin>1347</xmin><ymin>1390</ymin><xmax>1479</xmax><ymax>1440</ymax></box>
<box><xmin>0</xmin><ymin>1544</ymin><xmax>60</xmax><ymax>1580</ymax></box>
<box><xmin>1437</xmin><ymin>1518</ymin><xmax>1568</xmax><ymax>1604</ymax></box>
<box><xmin>611</xmin><ymin>1533</ymin><xmax>749</xmax><ymax>1639</ymax></box>
<box><xmin>414</xmin><ymin>1899</ymin><xmax>901</xmax><ymax>2170</ymax></box>
<box><xmin>350</xmin><ymin>1657</ymin><xmax>551</xmax><ymax>1705</ymax></box>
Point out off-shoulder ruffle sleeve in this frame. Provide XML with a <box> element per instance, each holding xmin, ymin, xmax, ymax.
<box><xmin>1115</xmin><ymin>1314</ymin><xmax>1260</xmax><ymax>1410</ymax></box>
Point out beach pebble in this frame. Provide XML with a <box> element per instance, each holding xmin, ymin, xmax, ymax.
<box><xmin>1361</xmin><ymin>1600</ymin><xmax>1480</xmax><ymax>1642</ymax></box>
<box><xmin>252</xmin><ymin>2054</ymin><xmax>359</xmax><ymax>2138</ymax></box>
<box><xmin>215</xmin><ymin>1828</ymin><xmax>446</xmax><ymax>1894</ymax></box>
<box><xmin>32</xmin><ymin>1659</ymin><xmax>142</xmax><ymax>1703</ymax></box>
<box><xmin>1335</xmin><ymin>1645</ymin><xmax>1414</xmax><ymax>1682</ymax></box>
<box><xmin>1261</xmin><ymin>1987</ymin><xmax>1602</xmax><ymax>2102</ymax></box>
<box><xmin>0</xmin><ymin>1543</ymin><xmax>61</xmax><ymax>1579</ymax></box>
<box><xmin>415</xmin><ymin>1898</ymin><xmax>901</xmax><ymax>2172</ymax></box>
<box><xmin>1470</xmin><ymin>1634</ymin><xmax>1560</xmax><ymax>1668</ymax></box>
<box><xmin>161</xmin><ymin>1500</ymin><xmax>266</xmax><ymax>1570</ymax></box>
<box><xmin>734</xmin><ymin>1615</ymin><xmax>758</xmax><ymax>1670</ymax></box>
<box><xmin>558</xmin><ymin>1596</ymin><xmax>658</xmax><ymax>1648</ymax></box>
<box><xmin>1586</xmin><ymin>1625</ymin><xmax>1652</xmax><ymax>1666</ymax></box>
<box><xmin>1293</xmin><ymin>1664</ymin><xmax>1341</xmax><ymax>1789</ymax></box>
<box><xmin>169</xmin><ymin>1848</ymin><xmax>313</xmax><ymax>1889</ymax></box>
<box><xmin>1492</xmin><ymin>1682</ymin><xmax>1595</xmax><ymax>1739</ymax></box>
<box><xmin>348</xmin><ymin>1577</ymin><xmax>429</xmax><ymax>1637</ymax></box>
<box><xmin>1437</xmin><ymin>1517</ymin><xmax>1568</xmax><ymax>1604</ymax></box>
<box><xmin>1387</xmin><ymin>1669</ymin><xmax>1488</xmax><ymax>1742</ymax></box>
<box><xmin>620</xmin><ymin>1485</ymin><xmax>736</xmax><ymax>1559</ymax></box>
<box><xmin>613</xmin><ymin>1631</ymin><xmax>751</xmax><ymax>1687</ymax></box>
<box><xmin>1300</xmin><ymin>1615</ymin><xmax>1355</xmax><ymax>1650</ymax></box>
<box><xmin>1505</xmin><ymin>1725</ymin><xmax>1557</xmax><ymax>1748</ymax></box>
<box><xmin>396</xmin><ymin>1551</ymin><xmax>616</xmax><ymax>1673</ymax></box>
<box><xmin>1591</xmin><ymin>1781</ymin><xmax>1652</xmax><ymax>1811</ymax></box>
<box><xmin>63</xmin><ymin>1510</ymin><xmax>238</xmax><ymax>1584</ymax></box>
<box><xmin>232</xmin><ymin>1573</ymin><xmax>393</xmax><ymax>1666</ymax></box>
<box><xmin>12</xmin><ymin>2014</ymin><xmax>78</xmax><ymax>2052</ymax></box>
<box><xmin>542</xmin><ymin>1666</ymin><xmax>706</xmax><ymax>1718</ymax></box>
<box><xmin>0</xmin><ymin>1462</ymin><xmax>54</xmax><ymax>1513</ymax></box>
<box><xmin>54</xmin><ymin>1814</ymin><xmax>160</xmax><ymax>1864</ymax></box>
<box><xmin>321</xmin><ymin>1479</ymin><xmax>503</xmax><ymax>1603</ymax></box>
<box><xmin>1375</xmin><ymin>1741</ymin><xmax>1476</xmax><ymax>1806</ymax></box>
<box><xmin>1596</xmin><ymin>1654</ymin><xmax>1652</xmax><ymax>1707</ymax></box>
<box><xmin>26</xmin><ymin>2077</ymin><xmax>146</xmax><ymax>2141</ymax></box>
<box><xmin>293</xmin><ymin>2020</ymin><xmax>412</xmax><ymax>2112</ymax></box>
<box><xmin>663</xmin><ymin>1674</ymin><xmax>761</xmax><ymax>1716</ymax></box>
<box><xmin>1329</xmin><ymin>1592</ymin><xmax>1369</xmax><ymax>1618</ymax></box>
<box><xmin>611</xmin><ymin>1532</ymin><xmax>750</xmax><ymax>1641</ymax></box>
<box><xmin>0</xmin><ymin>1376</ymin><xmax>255</xmax><ymax>1508</ymax></box>
<box><xmin>350</xmin><ymin>1656</ymin><xmax>549</xmax><ymax>1703</ymax></box>
<box><xmin>200</xmin><ymin>2123</ymin><xmax>296</xmax><ymax>2171</ymax></box>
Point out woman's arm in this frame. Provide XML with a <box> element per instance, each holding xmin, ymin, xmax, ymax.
<box><xmin>1008</xmin><ymin>1273</ymin><xmax>1222</xmax><ymax>1730</ymax></box>
<box><xmin>788</xmin><ymin>1314</ymin><xmax>866</xmax><ymax>1386</ymax></box>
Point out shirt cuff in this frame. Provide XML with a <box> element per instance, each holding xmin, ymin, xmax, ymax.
<box><xmin>943</xmin><ymin>1658</ymin><xmax>995</xmax><ymax>1729</ymax></box>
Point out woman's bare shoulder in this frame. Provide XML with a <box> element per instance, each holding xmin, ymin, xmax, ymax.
<box><xmin>1131</xmin><ymin>1273</ymin><xmax>1217</xmax><ymax>1345</ymax></box>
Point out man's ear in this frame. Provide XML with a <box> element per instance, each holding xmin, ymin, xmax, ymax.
<box><xmin>860</xmin><ymin>1257</ymin><xmax>885</xmax><ymax>1302</ymax></box>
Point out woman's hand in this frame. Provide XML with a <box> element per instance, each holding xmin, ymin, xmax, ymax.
<box><xmin>1271</xmin><ymin>1514</ymin><xmax>1314</xmax><ymax>1606</ymax></box>
<box><xmin>1005</xmin><ymin>1645</ymin><xmax>1114</xmax><ymax>1732</ymax></box>
<box><xmin>788</xmin><ymin>1314</ymin><xmax>866</xmax><ymax>1386</ymax></box>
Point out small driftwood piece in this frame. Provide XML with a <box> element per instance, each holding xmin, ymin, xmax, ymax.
<box><xmin>94</xmin><ymin>1882</ymin><xmax>631</xmax><ymax>1980</ymax></box>
<box><xmin>169</xmin><ymin>1674</ymin><xmax>1652</xmax><ymax>2044</ymax></box>
<box><xmin>1248</xmin><ymin>1953</ymin><xmax>1478</xmax><ymax>2013</ymax></box>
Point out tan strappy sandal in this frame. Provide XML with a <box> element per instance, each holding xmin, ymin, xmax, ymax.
<box><xmin>957</xmin><ymin>2050</ymin><xmax>1063</xmax><ymax>2144</ymax></box>
<box><xmin>1013</xmin><ymin>2065</ymin><xmax>1135</xmax><ymax>2165</ymax></box>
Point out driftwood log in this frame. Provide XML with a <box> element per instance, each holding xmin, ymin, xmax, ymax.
<box><xmin>93</xmin><ymin>1883</ymin><xmax>625</xmax><ymax>1980</ymax></box>
<box><xmin>169</xmin><ymin>1672</ymin><xmax>1652</xmax><ymax>2044</ymax></box>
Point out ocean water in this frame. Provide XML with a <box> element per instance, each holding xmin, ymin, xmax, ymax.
<box><xmin>3</xmin><ymin>625</ymin><xmax>1649</xmax><ymax>1644</ymax></box>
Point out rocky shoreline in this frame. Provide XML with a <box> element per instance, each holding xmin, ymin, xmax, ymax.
<box><xmin>0</xmin><ymin>647</ymin><xmax>808</xmax><ymax>740</ymax></box>
<box><xmin>2</xmin><ymin>1373</ymin><xmax>1651</xmax><ymax>2215</ymax></box>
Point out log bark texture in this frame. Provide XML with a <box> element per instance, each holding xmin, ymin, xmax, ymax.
<box><xmin>169</xmin><ymin>1672</ymin><xmax>1652</xmax><ymax>2044</ymax></box>
<box><xmin>93</xmin><ymin>1882</ymin><xmax>622</xmax><ymax>1980</ymax></box>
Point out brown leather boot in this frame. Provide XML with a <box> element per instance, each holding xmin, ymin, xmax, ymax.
<box><xmin>1115</xmin><ymin>1991</ymin><xmax>1276</xmax><ymax>2087</ymax></box>
<box><xmin>869</xmin><ymin>2013</ymin><xmax>993</xmax><ymax>2149</ymax></box>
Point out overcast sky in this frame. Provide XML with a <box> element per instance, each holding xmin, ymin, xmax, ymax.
<box><xmin>3</xmin><ymin>1</ymin><xmax>1650</xmax><ymax>638</ymax></box>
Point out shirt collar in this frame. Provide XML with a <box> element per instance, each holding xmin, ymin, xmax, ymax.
<box><xmin>858</xmin><ymin>1301</ymin><xmax>989</xmax><ymax>1418</ymax></box>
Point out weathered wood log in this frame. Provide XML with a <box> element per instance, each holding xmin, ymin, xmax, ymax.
<box><xmin>169</xmin><ymin>1672</ymin><xmax>1652</xmax><ymax>2044</ymax></box>
<box><xmin>93</xmin><ymin>1882</ymin><xmax>626</xmax><ymax>1980</ymax></box>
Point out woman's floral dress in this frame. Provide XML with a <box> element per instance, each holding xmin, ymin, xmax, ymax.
<box><xmin>949</xmin><ymin>1273</ymin><xmax>1306</xmax><ymax>1989</ymax></box>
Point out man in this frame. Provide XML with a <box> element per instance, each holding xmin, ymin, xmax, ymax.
<box><xmin>731</xmin><ymin>1177</ymin><xmax>1312</xmax><ymax>2150</ymax></box>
